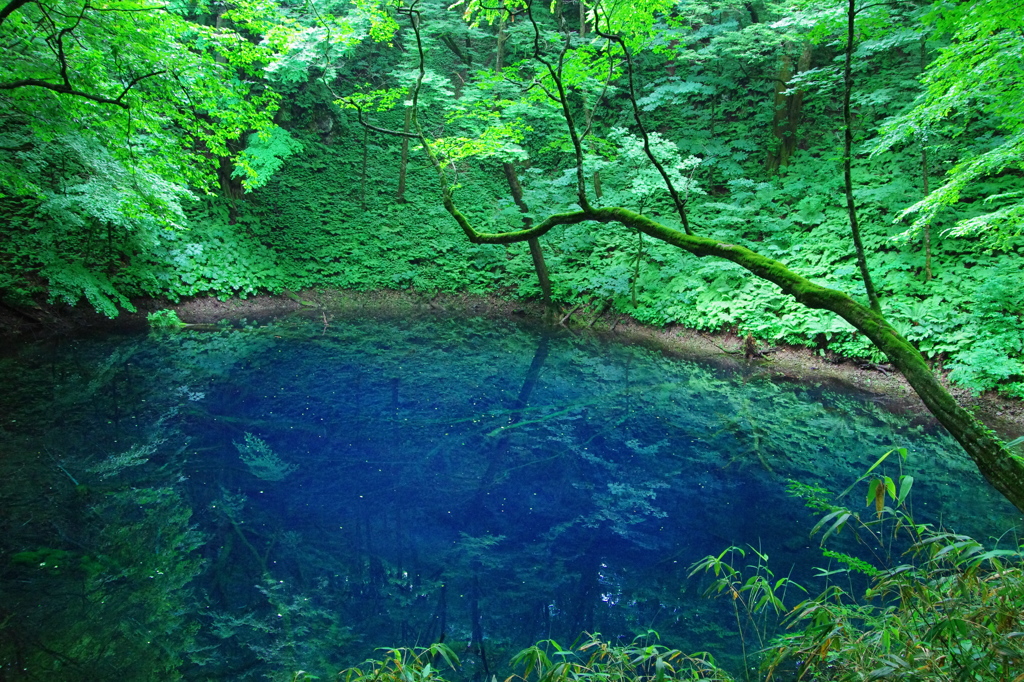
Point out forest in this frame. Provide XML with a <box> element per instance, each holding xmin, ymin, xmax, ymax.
<box><xmin>2</xmin><ymin>0</ymin><xmax>1024</xmax><ymax>679</ymax></box>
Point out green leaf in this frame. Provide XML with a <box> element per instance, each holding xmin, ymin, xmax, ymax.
<box><xmin>897</xmin><ymin>475</ymin><xmax>914</xmax><ymax>504</ymax></box>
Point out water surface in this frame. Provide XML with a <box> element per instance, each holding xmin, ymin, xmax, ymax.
<box><xmin>0</xmin><ymin>314</ymin><xmax>1017</xmax><ymax>680</ymax></box>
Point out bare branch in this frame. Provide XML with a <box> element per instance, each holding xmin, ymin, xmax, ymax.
<box><xmin>0</xmin><ymin>79</ymin><xmax>123</xmax><ymax>106</ymax></box>
<box><xmin>339</xmin><ymin>99</ymin><xmax>421</xmax><ymax>139</ymax></box>
<box><xmin>117</xmin><ymin>70</ymin><xmax>165</xmax><ymax>99</ymax></box>
<box><xmin>593</xmin><ymin>12</ymin><xmax>694</xmax><ymax>234</ymax></box>
<box><xmin>854</xmin><ymin>1</ymin><xmax>897</xmax><ymax>16</ymax></box>
<box><xmin>86</xmin><ymin>5</ymin><xmax>167</xmax><ymax>12</ymax></box>
<box><xmin>0</xmin><ymin>69</ymin><xmax>165</xmax><ymax>108</ymax></box>
<box><xmin>579</xmin><ymin>44</ymin><xmax>615</xmax><ymax>144</ymax></box>
<box><xmin>524</xmin><ymin>0</ymin><xmax>592</xmax><ymax>210</ymax></box>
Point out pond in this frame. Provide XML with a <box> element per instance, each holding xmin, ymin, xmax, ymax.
<box><xmin>0</xmin><ymin>312</ymin><xmax>1019</xmax><ymax>680</ymax></box>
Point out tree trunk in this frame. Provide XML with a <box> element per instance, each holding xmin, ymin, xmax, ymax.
<box><xmin>360</xmin><ymin>127</ymin><xmax>368</xmax><ymax>211</ymax></box>
<box><xmin>843</xmin><ymin>0</ymin><xmax>882</xmax><ymax>314</ymax></box>
<box><xmin>496</xmin><ymin>15</ymin><xmax>506</xmax><ymax>71</ymax></box>
<box><xmin>216</xmin><ymin>153</ymin><xmax>243</xmax><ymax>224</ymax></box>
<box><xmin>440</xmin><ymin>33</ymin><xmax>470</xmax><ymax>98</ymax></box>
<box><xmin>497</xmin><ymin>19</ymin><xmax>552</xmax><ymax>307</ymax></box>
<box><xmin>768</xmin><ymin>43</ymin><xmax>811</xmax><ymax>172</ymax></box>
<box><xmin>922</xmin><ymin>144</ymin><xmax>932</xmax><ymax>281</ymax></box>
<box><xmin>920</xmin><ymin>36</ymin><xmax>933</xmax><ymax>282</ymax></box>
<box><xmin>503</xmin><ymin>162</ymin><xmax>552</xmax><ymax>305</ymax></box>
<box><xmin>495</xmin><ymin>14</ymin><xmax>508</xmax><ymax>70</ymax></box>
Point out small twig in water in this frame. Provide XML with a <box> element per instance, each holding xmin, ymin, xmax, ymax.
<box><xmin>560</xmin><ymin>304</ymin><xmax>581</xmax><ymax>326</ymax></box>
<box><xmin>711</xmin><ymin>341</ymin><xmax>743</xmax><ymax>355</ymax></box>
<box><xmin>56</xmin><ymin>462</ymin><xmax>79</xmax><ymax>486</ymax></box>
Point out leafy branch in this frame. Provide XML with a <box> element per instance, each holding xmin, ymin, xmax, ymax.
<box><xmin>0</xmin><ymin>0</ymin><xmax>166</xmax><ymax>108</ymax></box>
<box><xmin>592</xmin><ymin>7</ymin><xmax>693</xmax><ymax>234</ymax></box>
<box><xmin>0</xmin><ymin>69</ymin><xmax>166</xmax><ymax>108</ymax></box>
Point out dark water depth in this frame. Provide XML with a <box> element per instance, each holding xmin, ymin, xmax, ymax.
<box><xmin>0</xmin><ymin>314</ymin><xmax>1019</xmax><ymax>680</ymax></box>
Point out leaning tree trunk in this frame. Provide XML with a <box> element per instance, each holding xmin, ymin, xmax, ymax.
<box><xmin>437</xmin><ymin>201</ymin><xmax>1024</xmax><ymax>512</ymax></box>
<box><xmin>502</xmin><ymin>162</ymin><xmax>552</xmax><ymax>305</ymax></box>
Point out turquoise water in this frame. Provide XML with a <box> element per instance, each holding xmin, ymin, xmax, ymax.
<box><xmin>0</xmin><ymin>313</ymin><xmax>1018</xmax><ymax>680</ymax></box>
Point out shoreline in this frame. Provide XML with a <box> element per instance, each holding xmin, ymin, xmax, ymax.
<box><xmin>3</xmin><ymin>288</ymin><xmax>1023</xmax><ymax>439</ymax></box>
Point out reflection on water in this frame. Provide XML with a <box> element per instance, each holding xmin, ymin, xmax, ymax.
<box><xmin>0</xmin><ymin>314</ymin><xmax>1018</xmax><ymax>680</ymax></box>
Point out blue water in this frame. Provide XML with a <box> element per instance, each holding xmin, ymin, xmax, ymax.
<box><xmin>0</xmin><ymin>313</ymin><xmax>1018</xmax><ymax>680</ymax></box>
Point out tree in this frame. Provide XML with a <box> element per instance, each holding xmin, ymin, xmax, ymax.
<box><xmin>495</xmin><ymin>15</ymin><xmax>553</xmax><ymax>308</ymax></box>
<box><xmin>873</xmin><ymin>0</ymin><xmax>1024</xmax><ymax>249</ymax></box>
<box><xmin>0</xmin><ymin>0</ymin><xmax>280</xmax><ymax>314</ymax></box>
<box><xmin>340</xmin><ymin>0</ymin><xmax>1024</xmax><ymax>512</ymax></box>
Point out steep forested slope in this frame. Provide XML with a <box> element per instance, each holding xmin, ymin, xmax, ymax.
<box><xmin>3</xmin><ymin>0</ymin><xmax>1020</xmax><ymax>400</ymax></box>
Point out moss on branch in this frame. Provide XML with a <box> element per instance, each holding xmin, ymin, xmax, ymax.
<box><xmin>450</xmin><ymin>204</ymin><xmax>1024</xmax><ymax>512</ymax></box>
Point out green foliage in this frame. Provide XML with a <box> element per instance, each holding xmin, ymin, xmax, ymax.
<box><xmin>689</xmin><ymin>545</ymin><xmax>805</xmax><ymax>674</ymax></box>
<box><xmin>0</xmin><ymin>0</ymin><xmax>280</xmax><ymax>185</ymax></box>
<box><xmin>686</xmin><ymin>457</ymin><xmax>1024</xmax><ymax>681</ymax></box>
<box><xmin>228</xmin><ymin>112</ymin><xmax>1024</xmax><ymax>396</ymax></box>
<box><xmin>10</xmin><ymin>547</ymin><xmax>79</xmax><ymax>573</ymax></box>
<box><xmin>764</xmin><ymin>478</ymin><xmax>1024</xmax><ymax>681</ymax></box>
<box><xmin>235</xmin><ymin>431</ymin><xmax>298</xmax><ymax>481</ymax></box>
<box><xmin>820</xmin><ymin>549</ymin><xmax>879</xmax><ymax>577</ymax></box>
<box><xmin>234</xmin><ymin>127</ymin><xmax>306</xmax><ymax>191</ymax></box>
<box><xmin>872</xmin><ymin>0</ymin><xmax>1024</xmax><ymax>247</ymax></box>
<box><xmin>597</xmin><ymin>127</ymin><xmax>704</xmax><ymax>213</ymax></box>
<box><xmin>507</xmin><ymin>634</ymin><xmax>732</xmax><ymax>682</ymax></box>
<box><xmin>338</xmin><ymin>635</ymin><xmax>733</xmax><ymax>682</ymax></box>
<box><xmin>944</xmin><ymin>267</ymin><xmax>1024</xmax><ymax>398</ymax></box>
<box><xmin>785</xmin><ymin>479</ymin><xmax>837</xmax><ymax>514</ymax></box>
<box><xmin>0</xmin><ymin>0</ymin><xmax>293</xmax><ymax>313</ymax></box>
<box><xmin>339</xmin><ymin>643</ymin><xmax>461</xmax><ymax>682</ymax></box>
<box><xmin>2</xmin><ymin>468</ymin><xmax>205</xmax><ymax>679</ymax></box>
<box><xmin>147</xmin><ymin>309</ymin><xmax>186</xmax><ymax>329</ymax></box>
<box><xmin>2</xmin><ymin>0</ymin><xmax>1022</xmax><ymax>403</ymax></box>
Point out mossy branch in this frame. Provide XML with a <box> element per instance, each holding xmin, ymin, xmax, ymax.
<box><xmin>456</xmin><ymin>204</ymin><xmax>1024</xmax><ymax>511</ymax></box>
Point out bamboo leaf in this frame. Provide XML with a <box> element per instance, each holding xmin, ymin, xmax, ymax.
<box><xmin>821</xmin><ymin>512</ymin><xmax>852</xmax><ymax>543</ymax></box>
<box><xmin>883</xmin><ymin>476</ymin><xmax>897</xmax><ymax>501</ymax></box>
<box><xmin>897</xmin><ymin>475</ymin><xmax>914</xmax><ymax>504</ymax></box>
<box><xmin>811</xmin><ymin>510</ymin><xmax>848</xmax><ymax>538</ymax></box>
